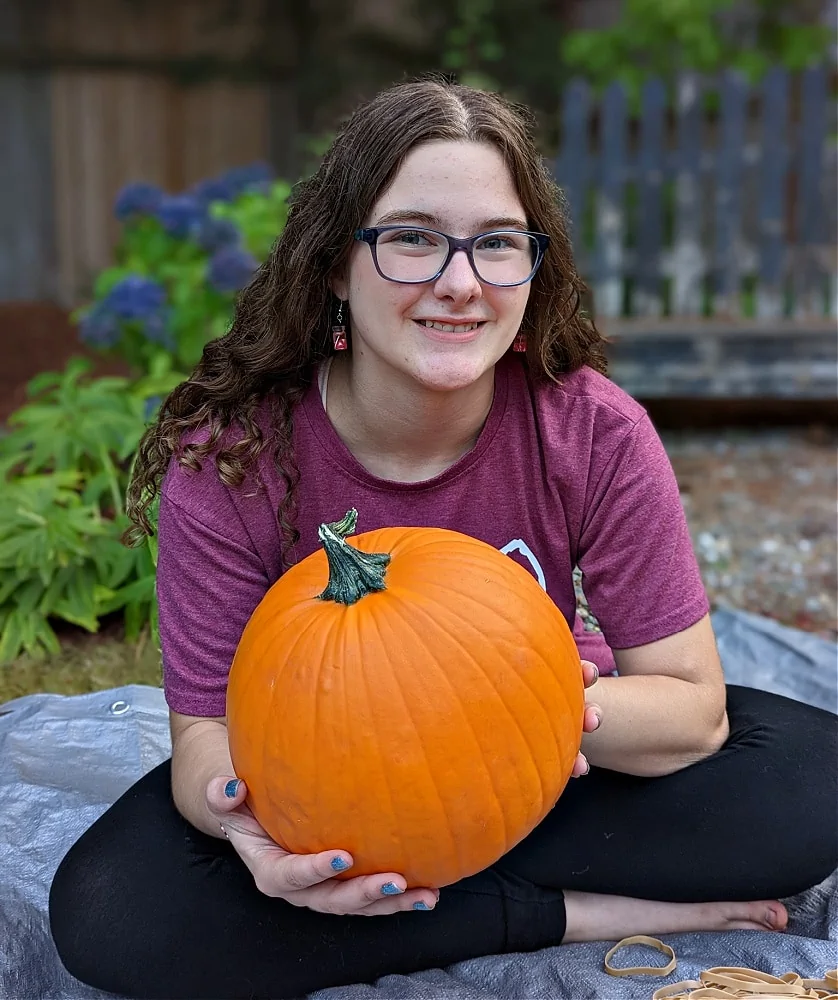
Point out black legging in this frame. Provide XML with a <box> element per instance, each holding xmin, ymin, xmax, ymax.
<box><xmin>49</xmin><ymin>686</ymin><xmax>837</xmax><ymax>1000</ymax></box>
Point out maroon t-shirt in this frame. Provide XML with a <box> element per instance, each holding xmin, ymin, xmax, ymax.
<box><xmin>158</xmin><ymin>355</ymin><xmax>709</xmax><ymax>717</ymax></box>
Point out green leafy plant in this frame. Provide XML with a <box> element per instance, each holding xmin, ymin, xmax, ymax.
<box><xmin>0</xmin><ymin>357</ymin><xmax>183</xmax><ymax>663</ymax></box>
<box><xmin>211</xmin><ymin>178</ymin><xmax>292</xmax><ymax>261</ymax></box>
<box><xmin>441</xmin><ymin>0</ymin><xmax>503</xmax><ymax>92</ymax></box>
<box><xmin>561</xmin><ymin>0</ymin><xmax>832</xmax><ymax>98</ymax></box>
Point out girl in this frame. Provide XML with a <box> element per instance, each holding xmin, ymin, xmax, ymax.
<box><xmin>50</xmin><ymin>78</ymin><xmax>836</xmax><ymax>1000</ymax></box>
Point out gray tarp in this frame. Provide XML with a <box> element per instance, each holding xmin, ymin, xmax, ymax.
<box><xmin>1</xmin><ymin>606</ymin><xmax>836</xmax><ymax>1000</ymax></box>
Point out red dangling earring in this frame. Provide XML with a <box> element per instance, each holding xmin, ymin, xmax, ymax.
<box><xmin>332</xmin><ymin>301</ymin><xmax>348</xmax><ymax>351</ymax></box>
<box><xmin>512</xmin><ymin>332</ymin><xmax>527</xmax><ymax>353</ymax></box>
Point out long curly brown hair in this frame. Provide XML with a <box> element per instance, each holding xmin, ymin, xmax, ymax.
<box><xmin>125</xmin><ymin>76</ymin><xmax>607</xmax><ymax>556</ymax></box>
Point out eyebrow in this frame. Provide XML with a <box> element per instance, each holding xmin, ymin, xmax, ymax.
<box><xmin>373</xmin><ymin>209</ymin><xmax>529</xmax><ymax>231</ymax></box>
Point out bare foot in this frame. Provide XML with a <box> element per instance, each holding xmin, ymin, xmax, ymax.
<box><xmin>563</xmin><ymin>890</ymin><xmax>788</xmax><ymax>943</ymax></box>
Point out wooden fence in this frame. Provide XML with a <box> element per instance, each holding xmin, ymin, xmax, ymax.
<box><xmin>1</xmin><ymin>0</ymin><xmax>835</xmax><ymax>322</ymax></box>
<box><xmin>553</xmin><ymin>65</ymin><xmax>837</xmax><ymax>322</ymax></box>
<box><xmin>0</xmin><ymin>0</ymin><xmax>272</xmax><ymax>304</ymax></box>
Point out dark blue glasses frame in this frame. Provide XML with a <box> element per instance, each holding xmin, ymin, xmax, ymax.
<box><xmin>354</xmin><ymin>226</ymin><xmax>550</xmax><ymax>287</ymax></box>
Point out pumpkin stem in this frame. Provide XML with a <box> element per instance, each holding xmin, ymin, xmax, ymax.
<box><xmin>326</xmin><ymin>507</ymin><xmax>359</xmax><ymax>539</ymax></box>
<box><xmin>317</xmin><ymin>510</ymin><xmax>390</xmax><ymax>605</ymax></box>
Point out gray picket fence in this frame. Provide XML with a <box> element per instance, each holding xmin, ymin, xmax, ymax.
<box><xmin>553</xmin><ymin>65</ymin><xmax>837</xmax><ymax>322</ymax></box>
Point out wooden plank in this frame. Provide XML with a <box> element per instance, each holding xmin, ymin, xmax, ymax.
<box><xmin>181</xmin><ymin>82</ymin><xmax>270</xmax><ymax>187</ymax></box>
<box><xmin>554</xmin><ymin>78</ymin><xmax>591</xmax><ymax>272</ymax></box>
<box><xmin>712</xmin><ymin>70</ymin><xmax>748</xmax><ymax>316</ymax></box>
<box><xmin>633</xmin><ymin>76</ymin><xmax>667</xmax><ymax>317</ymax></box>
<box><xmin>0</xmin><ymin>70</ymin><xmax>56</xmax><ymax>301</ymax></box>
<box><xmin>0</xmin><ymin>1</ymin><xmax>56</xmax><ymax>301</ymax></box>
<box><xmin>755</xmin><ymin>66</ymin><xmax>790</xmax><ymax>319</ymax></box>
<box><xmin>793</xmin><ymin>63</ymin><xmax>828</xmax><ymax>317</ymax></box>
<box><xmin>671</xmin><ymin>73</ymin><xmax>705</xmax><ymax>315</ymax></box>
<box><xmin>78</xmin><ymin>72</ymin><xmax>108</xmax><ymax>294</ymax></box>
<box><xmin>51</xmin><ymin>70</ymin><xmax>77</xmax><ymax>306</ymax></box>
<box><xmin>592</xmin><ymin>80</ymin><xmax>627</xmax><ymax>317</ymax></box>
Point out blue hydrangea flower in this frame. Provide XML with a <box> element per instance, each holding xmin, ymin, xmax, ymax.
<box><xmin>114</xmin><ymin>182</ymin><xmax>163</xmax><ymax>221</ymax></box>
<box><xmin>105</xmin><ymin>276</ymin><xmax>167</xmax><ymax>320</ymax></box>
<box><xmin>222</xmin><ymin>162</ymin><xmax>274</xmax><ymax>196</ymax></box>
<box><xmin>79</xmin><ymin>301</ymin><xmax>121</xmax><ymax>348</ymax></box>
<box><xmin>197</xmin><ymin>217</ymin><xmax>241</xmax><ymax>254</ymax></box>
<box><xmin>191</xmin><ymin>176</ymin><xmax>236</xmax><ymax>206</ymax></box>
<box><xmin>207</xmin><ymin>247</ymin><xmax>258</xmax><ymax>293</ymax></box>
<box><xmin>140</xmin><ymin>309</ymin><xmax>175</xmax><ymax>348</ymax></box>
<box><xmin>143</xmin><ymin>395</ymin><xmax>163</xmax><ymax>420</ymax></box>
<box><xmin>156</xmin><ymin>195</ymin><xmax>204</xmax><ymax>239</ymax></box>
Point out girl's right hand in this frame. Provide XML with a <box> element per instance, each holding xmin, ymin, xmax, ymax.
<box><xmin>205</xmin><ymin>776</ymin><xmax>439</xmax><ymax>916</ymax></box>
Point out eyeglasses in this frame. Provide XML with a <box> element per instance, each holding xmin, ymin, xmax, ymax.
<box><xmin>354</xmin><ymin>226</ymin><xmax>550</xmax><ymax>287</ymax></box>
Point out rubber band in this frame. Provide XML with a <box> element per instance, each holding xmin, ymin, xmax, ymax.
<box><xmin>604</xmin><ymin>937</ymin><xmax>837</xmax><ymax>1000</ymax></box>
<box><xmin>604</xmin><ymin>935</ymin><xmax>677</xmax><ymax>977</ymax></box>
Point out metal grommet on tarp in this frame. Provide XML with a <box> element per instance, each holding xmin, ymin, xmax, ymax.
<box><xmin>109</xmin><ymin>700</ymin><xmax>131</xmax><ymax>716</ymax></box>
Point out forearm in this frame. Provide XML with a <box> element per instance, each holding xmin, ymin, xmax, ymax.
<box><xmin>171</xmin><ymin>718</ymin><xmax>235</xmax><ymax>837</ymax></box>
<box><xmin>582</xmin><ymin>674</ymin><xmax>729</xmax><ymax>777</ymax></box>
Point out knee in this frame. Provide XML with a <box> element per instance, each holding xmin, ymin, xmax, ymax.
<box><xmin>49</xmin><ymin>835</ymin><xmax>141</xmax><ymax>996</ymax></box>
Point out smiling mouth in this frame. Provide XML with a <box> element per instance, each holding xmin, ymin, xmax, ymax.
<box><xmin>417</xmin><ymin>320</ymin><xmax>485</xmax><ymax>333</ymax></box>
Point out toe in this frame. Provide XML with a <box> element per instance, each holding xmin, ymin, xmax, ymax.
<box><xmin>763</xmin><ymin>903</ymin><xmax>788</xmax><ymax>930</ymax></box>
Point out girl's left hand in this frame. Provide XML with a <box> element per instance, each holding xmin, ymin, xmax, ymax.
<box><xmin>572</xmin><ymin>659</ymin><xmax>602</xmax><ymax>778</ymax></box>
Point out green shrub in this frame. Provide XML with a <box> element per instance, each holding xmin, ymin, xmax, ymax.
<box><xmin>0</xmin><ymin>164</ymin><xmax>293</xmax><ymax>665</ymax></box>
<box><xmin>0</xmin><ymin>357</ymin><xmax>182</xmax><ymax>662</ymax></box>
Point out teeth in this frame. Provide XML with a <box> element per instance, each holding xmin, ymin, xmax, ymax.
<box><xmin>421</xmin><ymin>321</ymin><xmax>480</xmax><ymax>333</ymax></box>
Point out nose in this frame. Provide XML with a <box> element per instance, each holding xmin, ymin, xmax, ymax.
<box><xmin>433</xmin><ymin>249</ymin><xmax>482</xmax><ymax>303</ymax></box>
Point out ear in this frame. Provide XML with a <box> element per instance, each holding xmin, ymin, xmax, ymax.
<box><xmin>329</xmin><ymin>270</ymin><xmax>349</xmax><ymax>302</ymax></box>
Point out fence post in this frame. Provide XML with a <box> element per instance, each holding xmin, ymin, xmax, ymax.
<box><xmin>755</xmin><ymin>66</ymin><xmax>791</xmax><ymax>320</ymax></box>
<box><xmin>555</xmin><ymin>78</ymin><xmax>591</xmax><ymax>273</ymax></box>
<box><xmin>671</xmin><ymin>73</ymin><xmax>706</xmax><ymax>315</ymax></box>
<box><xmin>794</xmin><ymin>64</ymin><xmax>829</xmax><ymax>318</ymax></box>
<box><xmin>593</xmin><ymin>80</ymin><xmax>628</xmax><ymax>318</ymax></box>
<box><xmin>634</xmin><ymin>76</ymin><xmax>667</xmax><ymax>317</ymax></box>
<box><xmin>713</xmin><ymin>70</ymin><xmax>749</xmax><ymax>317</ymax></box>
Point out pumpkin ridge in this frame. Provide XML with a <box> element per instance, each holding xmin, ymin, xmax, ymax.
<box><xmin>235</xmin><ymin>596</ymin><xmax>321</xmax><ymax>706</ymax></box>
<box><xmin>351</xmin><ymin>605</ymin><xmax>412</xmax><ymax>875</ymax></box>
<box><xmin>309</xmin><ymin>603</ymin><xmax>337</xmax><ymax>845</ymax></box>
<box><xmin>304</xmin><ymin>606</ymin><xmax>386</xmax><ymax>857</ymax></box>
<box><xmin>549</xmin><ymin>622</ymin><xmax>585</xmax><ymax>760</ymax></box>
<box><xmin>394</xmin><ymin>583</ymin><xmax>567</xmax><ymax>757</ymax></box>
<box><xmin>370</xmin><ymin>601</ymin><xmax>467</xmax><ymax>878</ymax></box>
<box><xmin>395</xmin><ymin>561</ymin><xmax>582</xmax><ymax>768</ymax></box>
<box><xmin>259</xmin><ymin>606</ymin><xmax>332</xmax><ymax>840</ymax></box>
<box><xmin>385</xmin><ymin>596</ymin><xmax>518</xmax><ymax>861</ymax></box>
<box><xmin>392</xmin><ymin>582</ymin><xmax>579</xmax><ymax>822</ymax></box>
<box><xmin>337</xmin><ymin>611</ymin><xmax>358</xmax><ymax>863</ymax></box>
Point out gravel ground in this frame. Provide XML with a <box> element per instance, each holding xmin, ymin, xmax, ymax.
<box><xmin>661</xmin><ymin>425</ymin><xmax>837</xmax><ymax>641</ymax></box>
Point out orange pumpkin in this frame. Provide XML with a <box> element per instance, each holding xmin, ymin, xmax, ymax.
<box><xmin>226</xmin><ymin>509</ymin><xmax>584</xmax><ymax>889</ymax></box>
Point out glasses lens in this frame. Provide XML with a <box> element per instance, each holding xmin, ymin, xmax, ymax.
<box><xmin>472</xmin><ymin>232</ymin><xmax>539</xmax><ymax>286</ymax></box>
<box><xmin>375</xmin><ymin>228</ymin><xmax>449</xmax><ymax>282</ymax></box>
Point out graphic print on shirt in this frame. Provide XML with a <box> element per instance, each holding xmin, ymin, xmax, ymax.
<box><xmin>499</xmin><ymin>539</ymin><xmax>547</xmax><ymax>591</ymax></box>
